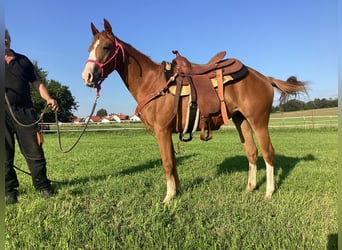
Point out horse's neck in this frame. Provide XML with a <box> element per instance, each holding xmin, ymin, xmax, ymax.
<box><xmin>117</xmin><ymin>43</ymin><xmax>164</xmax><ymax>102</ymax></box>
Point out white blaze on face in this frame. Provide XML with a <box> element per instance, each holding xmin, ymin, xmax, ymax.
<box><xmin>82</xmin><ymin>39</ymin><xmax>100</xmax><ymax>85</ymax></box>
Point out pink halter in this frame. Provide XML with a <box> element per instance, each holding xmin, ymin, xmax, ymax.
<box><xmin>86</xmin><ymin>38</ymin><xmax>125</xmax><ymax>96</ymax></box>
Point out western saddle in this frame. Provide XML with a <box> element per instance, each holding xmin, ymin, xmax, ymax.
<box><xmin>171</xmin><ymin>50</ymin><xmax>248</xmax><ymax>141</ymax></box>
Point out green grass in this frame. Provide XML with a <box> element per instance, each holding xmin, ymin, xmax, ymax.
<box><xmin>6</xmin><ymin>127</ymin><xmax>337</xmax><ymax>249</ymax></box>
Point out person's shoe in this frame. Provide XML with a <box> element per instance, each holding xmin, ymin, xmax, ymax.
<box><xmin>39</xmin><ymin>187</ymin><xmax>55</xmax><ymax>199</ymax></box>
<box><xmin>5</xmin><ymin>193</ymin><xmax>18</xmax><ymax>205</ymax></box>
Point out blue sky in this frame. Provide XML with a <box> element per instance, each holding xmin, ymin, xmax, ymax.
<box><xmin>5</xmin><ymin>0</ymin><xmax>338</xmax><ymax>117</ymax></box>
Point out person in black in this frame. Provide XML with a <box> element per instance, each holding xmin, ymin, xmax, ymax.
<box><xmin>4</xmin><ymin>29</ymin><xmax>59</xmax><ymax>204</ymax></box>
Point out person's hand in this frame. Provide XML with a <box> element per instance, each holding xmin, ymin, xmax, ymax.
<box><xmin>47</xmin><ymin>99</ymin><xmax>59</xmax><ymax>111</ymax></box>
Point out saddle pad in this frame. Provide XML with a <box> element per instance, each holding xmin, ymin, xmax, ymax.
<box><xmin>169</xmin><ymin>75</ymin><xmax>233</xmax><ymax>96</ymax></box>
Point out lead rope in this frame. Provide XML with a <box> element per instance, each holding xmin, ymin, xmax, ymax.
<box><xmin>5</xmin><ymin>94</ymin><xmax>49</xmax><ymax>127</ymax></box>
<box><xmin>6</xmin><ymin>90</ymin><xmax>99</xmax><ymax>153</ymax></box>
<box><xmin>7</xmin><ymin>91</ymin><xmax>99</xmax><ymax>183</ymax></box>
<box><xmin>56</xmin><ymin>93</ymin><xmax>99</xmax><ymax>153</ymax></box>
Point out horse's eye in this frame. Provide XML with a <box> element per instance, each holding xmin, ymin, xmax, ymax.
<box><xmin>103</xmin><ymin>46</ymin><xmax>110</xmax><ymax>51</ymax></box>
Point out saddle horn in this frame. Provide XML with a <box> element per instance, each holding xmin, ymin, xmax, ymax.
<box><xmin>172</xmin><ymin>50</ymin><xmax>192</xmax><ymax>75</ymax></box>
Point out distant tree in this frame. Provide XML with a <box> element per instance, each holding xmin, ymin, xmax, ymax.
<box><xmin>280</xmin><ymin>99</ymin><xmax>305</xmax><ymax>112</ymax></box>
<box><xmin>31</xmin><ymin>62</ymin><xmax>78</xmax><ymax>122</ymax></box>
<box><xmin>305</xmin><ymin>98</ymin><xmax>338</xmax><ymax>110</ymax></box>
<box><xmin>330</xmin><ymin>98</ymin><xmax>338</xmax><ymax>107</ymax></box>
<box><xmin>315</xmin><ymin>98</ymin><xmax>327</xmax><ymax>109</ymax></box>
<box><xmin>271</xmin><ymin>105</ymin><xmax>280</xmax><ymax>113</ymax></box>
<box><xmin>96</xmin><ymin>108</ymin><xmax>108</xmax><ymax>117</ymax></box>
<box><xmin>304</xmin><ymin>100</ymin><xmax>316</xmax><ymax>110</ymax></box>
<box><xmin>272</xmin><ymin>97</ymin><xmax>338</xmax><ymax>113</ymax></box>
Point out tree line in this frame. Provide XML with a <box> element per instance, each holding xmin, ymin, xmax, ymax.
<box><xmin>272</xmin><ymin>98</ymin><xmax>338</xmax><ymax>113</ymax></box>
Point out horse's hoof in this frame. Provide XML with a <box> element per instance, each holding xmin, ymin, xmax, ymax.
<box><xmin>265</xmin><ymin>191</ymin><xmax>274</xmax><ymax>199</ymax></box>
<box><xmin>246</xmin><ymin>184</ymin><xmax>256</xmax><ymax>192</ymax></box>
<box><xmin>162</xmin><ymin>194</ymin><xmax>175</xmax><ymax>203</ymax></box>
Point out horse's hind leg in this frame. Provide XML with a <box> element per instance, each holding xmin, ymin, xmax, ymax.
<box><xmin>232</xmin><ymin>113</ymin><xmax>258</xmax><ymax>192</ymax></box>
<box><xmin>253</xmin><ymin>126</ymin><xmax>275</xmax><ymax>198</ymax></box>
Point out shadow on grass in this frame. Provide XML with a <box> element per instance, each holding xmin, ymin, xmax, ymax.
<box><xmin>52</xmin><ymin>175</ymin><xmax>109</xmax><ymax>188</ymax></box>
<box><xmin>52</xmin><ymin>154</ymin><xmax>197</xmax><ymax>189</ymax></box>
<box><xmin>118</xmin><ymin>153</ymin><xmax>197</xmax><ymax>176</ymax></box>
<box><xmin>217</xmin><ymin>153</ymin><xmax>316</xmax><ymax>192</ymax></box>
<box><xmin>327</xmin><ymin>234</ymin><xmax>338</xmax><ymax>250</ymax></box>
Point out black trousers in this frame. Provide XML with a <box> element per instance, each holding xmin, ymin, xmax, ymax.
<box><xmin>4</xmin><ymin>106</ymin><xmax>51</xmax><ymax>195</ymax></box>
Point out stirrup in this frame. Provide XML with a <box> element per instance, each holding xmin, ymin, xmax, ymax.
<box><xmin>179</xmin><ymin>133</ymin><xmax>193</xmax><ymax>142</ymax></box>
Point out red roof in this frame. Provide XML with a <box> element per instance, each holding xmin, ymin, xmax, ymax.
<box><xmin>115</xmin><ymin>114</ymin><xmax>129</xmax><ymax>120</ymax></box>
<box><xmin>90</xmin><ymin>116</ymin><xmax>102</xmax><ymax>122</ymax></box>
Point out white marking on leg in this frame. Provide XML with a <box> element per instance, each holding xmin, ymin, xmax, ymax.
<box><xmin>265</xmin><ymin>161</ymin><xmax>275</xmax><ymax>198</ymax></box>
<box><xmin>162</xmin><ymin>179</ymin><xmax>176</xmax><ymax>203</ymax></box>
<box><xmin>247</xmin><ymin>162</ymin><xmax>257</xmax><ymax>191</ymax></box>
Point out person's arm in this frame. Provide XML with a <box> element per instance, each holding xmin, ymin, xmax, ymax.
<box><xmin>32</xmin><ymin>80</ymin><xmax>59</xmax><ymax>111</ymax></box>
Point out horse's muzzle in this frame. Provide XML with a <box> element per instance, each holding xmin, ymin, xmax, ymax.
<box><xmin>82</xmin><ymin>71</ymin><xmax>99</xmax><ymax>88</ymax></box>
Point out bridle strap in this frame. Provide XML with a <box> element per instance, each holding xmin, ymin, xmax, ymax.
<box><xmin>85</xmin><ymin>38</ymin><xmax>125</xmax><ymax>96</ymax></box>
<box><xmin>135</xmin><ymin>73</ymin><xmax>178</xmax><ymax>116</ymax></box>
<box><xmin>86</xmin><ymin>38</ymin><xmax>124</xmax><ymax>69</ymax></box>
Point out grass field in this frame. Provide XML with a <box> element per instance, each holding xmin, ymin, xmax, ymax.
<box><xmin>270</xmin><ymin>107</ymin><xmax>338</xmax><ymax>118</ymax></box>
<box><xmin>5</xmin><ymin>126</ymin><xmax>337</xmax><ymax>249</ymax></box>
<box><xmin>268</xmin><ymin>107</ymin><xmax>338</xmax><ymax>128</ymax></box>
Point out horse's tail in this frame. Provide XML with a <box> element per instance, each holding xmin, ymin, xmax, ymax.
<box><xmin>269</xmin><ymin>76</ymin><xmax>309</xmax><ymax>104</ymax></box>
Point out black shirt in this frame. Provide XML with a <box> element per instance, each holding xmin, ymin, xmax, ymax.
<box><xmin>5</xmin><ymin>50</ymin><xmax>39</xmax><ymax>107</ymax></box>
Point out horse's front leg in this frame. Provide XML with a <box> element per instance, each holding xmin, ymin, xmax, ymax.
<box><xmin>155</xmin><ymin>128</ymin><xmax>180</xmax><ymax>203</ymax></box>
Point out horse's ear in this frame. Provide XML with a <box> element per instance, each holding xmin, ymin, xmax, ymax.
<box><xmin>91</xmin><ymin>22</ymin><xmax>99</xmax><ymax>36</ymax></box>
<box><xmin>103</xmin><ymin>18</ymin><xmax>113</xmax><ymax>34</ymax></box>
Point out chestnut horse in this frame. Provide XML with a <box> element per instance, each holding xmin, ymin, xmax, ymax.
<box><xmin>82</xmin><ymin>19</ymin><xmax>307</xmax><ymax>203</ymax></box>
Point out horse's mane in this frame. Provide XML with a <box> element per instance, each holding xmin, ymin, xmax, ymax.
<box><xmin>119</xmin><ymin>39</ymin><xmax>163</xmax><ymax>77</ymax></box>
<box><xmin>120</xmin><ymin>39</ymin><xmax>157</xmax><ymax>64</ymax></box>
<box><xmin>93</xmin><ymin>31</ymin><xmax>159</xmax><ymax>67</ymax></box>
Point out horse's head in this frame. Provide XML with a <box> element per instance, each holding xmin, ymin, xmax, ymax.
<box><xmin>82</xmin><ymin>19</ymin><xmax>124</xmax><ymax>89</ymax></box>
